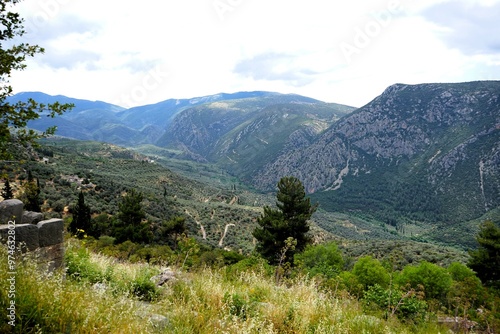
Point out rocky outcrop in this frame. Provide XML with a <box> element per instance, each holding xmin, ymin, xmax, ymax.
<box><xmin>150</xmin><ymin>267</ymin><xmax>178</xmax><ymax>286</ymax></box>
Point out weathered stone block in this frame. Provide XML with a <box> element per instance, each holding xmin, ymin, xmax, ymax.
<box><xmin>22</xmin><ymin>211</ymin><xmax>44</xmax><ymax>224</ymax></box>
<box><xmin>0</xmin><ymin>223</ymin><xmax>39</xmax><ymax>251</ymax></box>
<box><xmin>37</xmin><ymin>219</ymin><xmax>64</xmax><ymax>247</ymax></box>
<box><xmin>0</xmin><ymin>199</ymin><xmax>23</xmax><ymax>224</ymax></box>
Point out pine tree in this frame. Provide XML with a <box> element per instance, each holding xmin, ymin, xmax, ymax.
<box><xmin>1</xmin><ymin>179</ymin><xmax>14</xmax><ymax>200</ymax></box>
<box><xmin>69</xmin><ymin>191</ymin><xmax>92</xmax><ymax>238</ymax></box>
<box><xmin>253</xmin><ymin>176</ymin><xmax>316</xmax><ymax>265</ymax></box>
<box><xmin>113</xmin><ymin>189</ymin><xmax>152</xmax><ymax>244</ymax></box>
<box><xmin>468</xmin><ymin>221</ymin><xmax>500</xmax><ymax>288</ymax></box>
<box><xmin>118</xmin><ymin>188</ymin><xmax>145</xmax><ymax>228</ymax></box>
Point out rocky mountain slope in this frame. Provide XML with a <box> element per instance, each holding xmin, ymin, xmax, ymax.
<box><xmin>254</xmin><ymin>81</ymin><xmax>500</xmax><ymax>224</ymax></box>
<box><xmin>157</xmin><ymin>95</ymin><xmax>354</xmax><ymax>179</ymax></box>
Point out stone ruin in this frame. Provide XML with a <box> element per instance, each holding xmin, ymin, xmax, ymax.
<box><xmin>0</xmin><ymin>199</ymin><xmax>64</xmax><ymax>271</ymax></box>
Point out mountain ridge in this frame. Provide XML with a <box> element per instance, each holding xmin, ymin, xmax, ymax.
<box><xmin>252</xmin><ymin>81</ymin><xmax>499</xmax><ymax>227</ymax></box>
<box><xmin>7</xmin><ymin>90</ymin><xmax>328</xmax><ymax>147</ymax></box>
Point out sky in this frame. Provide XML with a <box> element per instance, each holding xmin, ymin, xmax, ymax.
<box><xmin>9</xmin><ymin>0</ymin><xmax>500</xmax><ymax>108</ymax></box>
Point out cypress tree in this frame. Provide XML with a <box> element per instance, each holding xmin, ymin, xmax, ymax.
<box><xmin>69</xmin><ymin>191</ymin><xmax>92</xmax><ymax>238</ymax></box>
<box><xmin>1</xmin><ymin>179</ymin><xmax>14</xmax><ymax>200</ymax></box>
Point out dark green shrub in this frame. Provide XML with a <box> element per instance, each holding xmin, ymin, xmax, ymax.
<box><xmin>130</xmin><ymin>275</ymin><xmax>159</xmax><ymax>302</ymax></box>
<box><xmin>363</xmin><ymin>284</ymin><xmax>427</xmax><ymax>322</ymax></box>
<box><xmin>226</xmin><ymin>255</ymin><xmax>274</xmax><ymax>278</ymax></box>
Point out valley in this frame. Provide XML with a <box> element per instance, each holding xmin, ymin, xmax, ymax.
<box><xmin>2</xmin><ymin>81</ymin><xmax>500</xmax><ymax>333</ymax></box>
<box><xmin>7</xmin><ymin>81</ymin><xmax>499</xmax><ymax>250</ymax></box>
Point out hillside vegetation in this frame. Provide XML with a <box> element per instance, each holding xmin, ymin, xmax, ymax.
<box><xmin>1</xmin><ymin>138</ymin><xmax>499</xmax><ymax>333</ymax></box>
<box><xmin>2</xmin><ymin>232</ymin><xmax>499</xmax><ymax>333</ymax></box>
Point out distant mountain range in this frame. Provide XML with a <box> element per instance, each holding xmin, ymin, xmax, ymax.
<box><xmin>8</xmin><ymin>81</ymin><xmax>500</xmax><ymax>233</ymax></box>
<box><xmin>9</xmin><ymin>91</ymin><xmax>292</xmax><ymax>146</ymax></box>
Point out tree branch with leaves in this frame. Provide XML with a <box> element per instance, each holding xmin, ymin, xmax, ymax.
<box><xmin>0</xmin><ymin>0</ymin><xmax>73</xmax><ymax>159</ymax></box>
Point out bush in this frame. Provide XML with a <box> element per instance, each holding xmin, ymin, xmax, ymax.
<box><xmin>294</xmin><ymin>242</ymin><xmax>344</xmax><ymax>279</ymax></box>
<box><xmin>448</xmin><ymin>262</ymin><xmax>479</xmax><ymax>282</ymax></box>
<box><xmin>397</xmin><ymin>261</ymin><xmax>452</xmax><ymax>301</ymax></box>
<box><xmin>352</xmin><ymin>256</ymin><xmax>390</xmax><ymax>290</ymax></box>
<box><xmin>129</xmin><ymin>245</ymin><xmax>174</xmax><ymax>265</ymax></box>
<box><xmin>198</xmin><ymin>249</ymin><xmax>246</xmax><ymax>268</ymax></box>
<box><xmin>65</xmin><ymin>246</ymin><xmax>111</xmax><ymax>283</ymax></box>
<box><xmin>226</xmin><ymin>255</ymin><xmax>274</xmax><ymax>279</ymax></box>
<box><xmin>130</xmin><ymin>273</ymin><xmax>159</xmax><ymax>301</ymax></box>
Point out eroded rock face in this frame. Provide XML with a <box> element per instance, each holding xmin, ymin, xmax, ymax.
<box><xmin>255</xmin><ymin>82</ymin><xmax>500</xmax><ymax>192</ymax></box>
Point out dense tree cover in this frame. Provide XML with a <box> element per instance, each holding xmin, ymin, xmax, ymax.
<box><xmin>253</xmin><ymin>176</ymin><xmax>316</xmax><ymax>265</ymax></box>
<box><xmin>0</xmin><ymin>0</ymin><xmax>73</xmax><ymax>159</ymax></box>
<box><xmin>0</xmin><ymin>145</ymin><xmax>497</xmax><ymax>330</ymax></box>
<box><xmin>468</xmin><ymin>221</ymin><xmax>500</xmax><ymax>289</ymax></box>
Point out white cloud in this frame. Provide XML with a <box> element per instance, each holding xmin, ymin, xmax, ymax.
<box><xmin>8</xmin><ymin>0</ymin><xmax>500</xmax><ymax>108</ymax></box>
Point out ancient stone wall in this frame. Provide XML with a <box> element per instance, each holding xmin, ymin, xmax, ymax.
<box><xmin>0</xmin><ymin>199</ymin><xmax>64</xmax><ymax>271</ymax></box>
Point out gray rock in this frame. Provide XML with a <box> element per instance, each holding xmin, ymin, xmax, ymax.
<box><xmin>149</xmin><ymin>314</ymin><xmax>170</xmax><ymax>330</ymax></box>
<box><xmin>22</xmin><ymin>211</ymin><xmax>44</xmax><ymax>224</ymax></box>
<box><xmin>0</xmin><ymin>223</ymin><xmax>39</xmax><ymax>251</ymax></box>
<box><xmin>0</xmin><ymin>199</ymin><xmax>24</xmax><ymax>224</ymax></box>
<box><xmin>37</xmin><ymin>219</ymin><xmax>64</xmax><ymax>247</ymax></box>
<box><xmin>151</xmin><ymin>267</ymin><xmax>177</xmax><ymax>286</ymax></box>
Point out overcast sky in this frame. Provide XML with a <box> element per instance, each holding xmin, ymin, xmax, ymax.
<box><xmin>9</xmin><ymin>0</ymin><xmax>500</xmax><ymax>108</ymax></box>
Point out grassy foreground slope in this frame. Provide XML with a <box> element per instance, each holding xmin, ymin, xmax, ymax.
<box><xmin>1</xmin><ymin>240</ymin><xmax>454</xmax><ymax>334</ymax></box>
